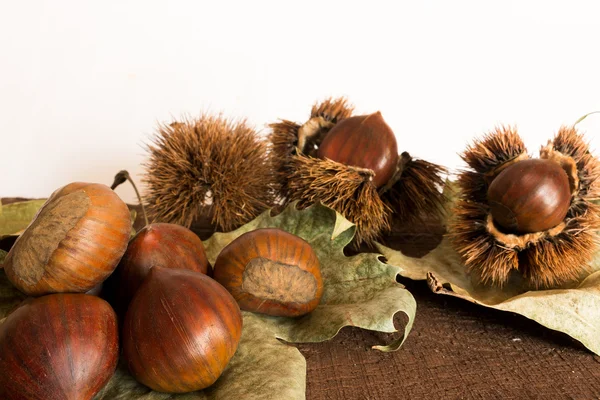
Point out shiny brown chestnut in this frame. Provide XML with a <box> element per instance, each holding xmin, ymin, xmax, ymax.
<box><xmin>317</xmin><ymin>112</ymin><xmax>399</xmax><ymax>188</ymax></box>
<box><xmin>487</xmin><ymin>158</ymin><xmax>571</xmax><ymax>234</ymax></box>
<box><xmin>4</xmin><ymin>182</ymin><xmax>131</xmax><ymax>296</ymax></box>
<box><xmin>107</xmin><ymin>223</ymin><xmax>209</xmax><ymax>318</ymax></box>
<box><xmin>0</xmin><ymin>294</ymin><xmax>119</xmax><ymax>400</ymax></box>
<box><xmin>123</xmin><ymin>267</ymin><xmax>242</xmax><ymax>393</ymax></box>
<box><xmin>213</xmin><ymin>228</ymin><xmax>323</xmax><ymax>317</ymax></box>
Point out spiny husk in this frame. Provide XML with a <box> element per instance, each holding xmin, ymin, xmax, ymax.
<box><xmin>143</xmin><ymin>115</ymin><xmax>276</xmax><ymax>232</ymax></box>
<box><xmin>450</xmin><ymin>125</ymin><xmax>600</xmax><ymax>289</ymax></box>
<box><xmin>270</xmin><ymin>97</ymin><xmax>447</xmax><ymax>247</ymax></box>
<box><xmin>550</xmin><ymin>126</ymin><xmax>600</xmax><ymax>200</ymax></box>
<box><xmin>286</xmin><ymin>155</ymin><xmax>390</xmax><ymax>246</ymax></box>
<box><xmin>520</xmin><ymin>126</ymin><xmax>600</xmax><ymax>287</ymax></box>
<box><xmin>309</xmin><ymin>97</ymin><xmax>354</xmax><ymax>126</ymax></box>
<box><xmin>269</xmin><ymin>97</ymin><xmax>354</xmax><ymax>197</ymax></box>
<box><xmin>381</xmin><ymin>154</ymin><xmax>447</xmax><ymax>225</ymax></box>
<box><xmin>462</xmin><ymin>125</ymin><xmax>527</xmax><ymax>173</ymax></box>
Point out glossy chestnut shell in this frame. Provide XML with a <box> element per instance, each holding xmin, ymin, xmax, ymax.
<box><xmin>317</xmin><ymin>112</ymin><xmax>399</xmax><ymax>188</ymax></box>
<box><xmin>0</xmin><ymin>294</ymin><xmax>119</xmax><ymax>400</ymax></box>
<box><xmin>487</xmin><ymin>158</ymin><xmax>571</xmax><ymax>234</ymax></box>
<box><xmin>213</xmin><ymin>228</ymin><xmax>323</xmax><ymax>317</ymax></box>
<box><xmin>123</xmin><ymin>267</ymin><xmax>242</xmax><ymax>393</ymax></box>
<box><xmin>107</xmin><ymin>223</ymin><xmax>209</xmax><ymax>318</ymax></box>
<box><xmin>4</xmin><ymin>182</ymin><xmax>131</xmax><ymax>296</ymax></box>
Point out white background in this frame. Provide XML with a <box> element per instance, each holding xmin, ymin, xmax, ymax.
<box><xmin>1</xmin><ymin>0</ymin><xmax>599</xmax><ymax>203</ymax></box>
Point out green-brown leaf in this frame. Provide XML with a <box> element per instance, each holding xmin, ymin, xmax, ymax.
<box><xmin>0</xmin><ymin>200</ymin><xmax>46</xmax><ymax>238</ymax></box>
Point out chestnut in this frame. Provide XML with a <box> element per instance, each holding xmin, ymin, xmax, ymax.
<box><xmin>213</xmin><ymin>228</ymin><xmax>323</xmax><ymax>317</ymax></box>
<box><xmin>123</xmin><ymin>267</ymin><xmax>242</xmax><ymax>393</ymax></box>
<box><xmin>487</xmin><ymin>158</ymin><xmax>571</xmax><ymax>233</ymax></box>
<box><xmin>4</xmin><ymin>182</ymin><xmax>131</xmax><ymax>296</ymax></box>
<box><xmin>317</xmin><ymin>112</ymin><xmax>399</xmax><ymax>188</ymax></box>
<box><xmin>106</xmin><ymin>223</ymin><xmax>209</xmax><ymax>318</ymax></box>
<box><xmin>0</xmin><ymin>294</ymin><xmax>119</xmax><ymax>400</ymax></box>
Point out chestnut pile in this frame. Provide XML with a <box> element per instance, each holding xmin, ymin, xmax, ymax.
<box><xmin>0</xmin><ymin>182</ymin><xmax>323</xmax><ymax>398</ymax></box>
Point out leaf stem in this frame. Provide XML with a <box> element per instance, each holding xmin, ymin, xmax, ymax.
<box><xmin>574</xmin><ymin>111</ymin><xmax>600</xmax><ymax>126</ymax></box>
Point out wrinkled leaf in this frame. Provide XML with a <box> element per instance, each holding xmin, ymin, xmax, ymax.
<box><xmin>377</xmin><ymin>201</ymin><xmax>600</xmax><ymax>355</ymax></box>
<box><xmin>204</xmin><ymin>202</ymin><xmax>416</xmax><ymax>352</ymax></box>
<box><xmin>0</xmin><ymin>200</ymin><xmax>46</xmax><ymax>237</ymax></box>
<box><xmin>94</xmin><ymin>312</ymin><xmax>306</xmax><ymax>400</ymax></box>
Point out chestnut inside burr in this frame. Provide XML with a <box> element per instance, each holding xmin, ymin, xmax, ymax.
<box><xmin>487</xmin><ymin>158</ymin><xmax>572</xmax><ymax>234</ymax></box>
<box><xmin>242</xmin><ymin>257</ymin><xmax>318</xmax><ymax>304</ymax></box>
<box><xmin>317</xmin><ymin>112</ymin><xmax>399</xmax><ymax>188</ymax></box>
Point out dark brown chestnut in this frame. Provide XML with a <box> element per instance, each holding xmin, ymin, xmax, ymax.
<box><xmin>317</xmin><ymin>112</ymin><xmax>399</xmax><ymax>187</ymax></box>
<box><xmin>123</xmin><ymin>267</ymin><xmax>242</xmax><ymax>393</ymax></box>
<box><xmin>0</xmin><ymin>294</ymin><xmax>119</xmax><ymax>400</ymax></box>
<box><xmin>487</xmin><ymin>158</ymin><xmax>571</xmax><ymax>234</ymax></box>
<box><xmin>106</xmin><ymin>223</ymin><xmax>209</xmax><ymax>318</ymax></box>
<box><xmin>4</xmin><ymin>182</ymin><xmax>131</xmax><ymax>296</ymax></box>
<box><xmin>213</xmin><ymin>228</ymin><xmax>323</xmax><ymax>317</ymax></box>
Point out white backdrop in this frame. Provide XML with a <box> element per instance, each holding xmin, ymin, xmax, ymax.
<box><xmin>1</xmin><ymin>0</ymin><xmax>599</xmax><ymax>203</ymax></box>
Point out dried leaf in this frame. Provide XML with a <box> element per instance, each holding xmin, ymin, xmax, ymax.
<box><xmin>0</xmin><ymin>200</ymin><xmax>46</xmax><ymax>238</ymax></box>
<box><xmin>377</xmin><ymin>211</ymin><xmax>600</xmax><ymax>356</ymax></box>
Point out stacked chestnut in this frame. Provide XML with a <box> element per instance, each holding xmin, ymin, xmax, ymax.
<box><xmin>0</xmin><ymin>183</ymin><xmax>129</xmax><ymax>400</ymax></box>
<box><xmin>0</xmin><ymin>181</ymin><xmax>324</xmax><ymax>398</ymax></box>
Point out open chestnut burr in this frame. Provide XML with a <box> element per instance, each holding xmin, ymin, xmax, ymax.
<box><xmin>213</xmin><ymin>228</ymin><xmax>323</xmax><ymax>317</ymax></box>
<box><xmin>449</xmin><ymin>126</ymin><xmax>600</xmax><ymax>288</ymax></box>
<box><xmin>0</xmin><ymin>294</ymin><xmax>119</xmax><ymax>400</ymax></box>
<box><xmin>269</xmin><ymin>97</ymin><xmax>447</xmax><ymax>247</ymax></box>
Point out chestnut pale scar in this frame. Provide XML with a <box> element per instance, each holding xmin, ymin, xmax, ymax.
<box><xmin>8</xmin><ymin>191</ymin><xmax>90</xmax><ymax>285</ymax></box>
<box><xmin>242</xmin><ymin>257</ymin><xmax>318</xmax><ymax>304</ymax></box>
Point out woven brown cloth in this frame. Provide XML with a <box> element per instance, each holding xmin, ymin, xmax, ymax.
<box><xmin>3</xmin><ymin>199</ymin><xmax>600</xmax><ymax>399</ymax></box>
<box><xmin>300</xmin><ymin>279</ymin><xmax>600</xmax><ymax>400</ymax></box>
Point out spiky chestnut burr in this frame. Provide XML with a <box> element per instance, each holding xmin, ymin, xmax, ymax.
<box><xmin>449</xmin><ymin>125</ymin><xmax>600</xmax><ymax>289</ymax></box>
<box><xmin>143</xmin><ymin>115</ymin><xmax>277</xmax><ymax>233</ymax></box>
<box><xmin>269</xmin><ymin>97</ymin><xmax>446</xmax><ymax>246</ymax></box>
